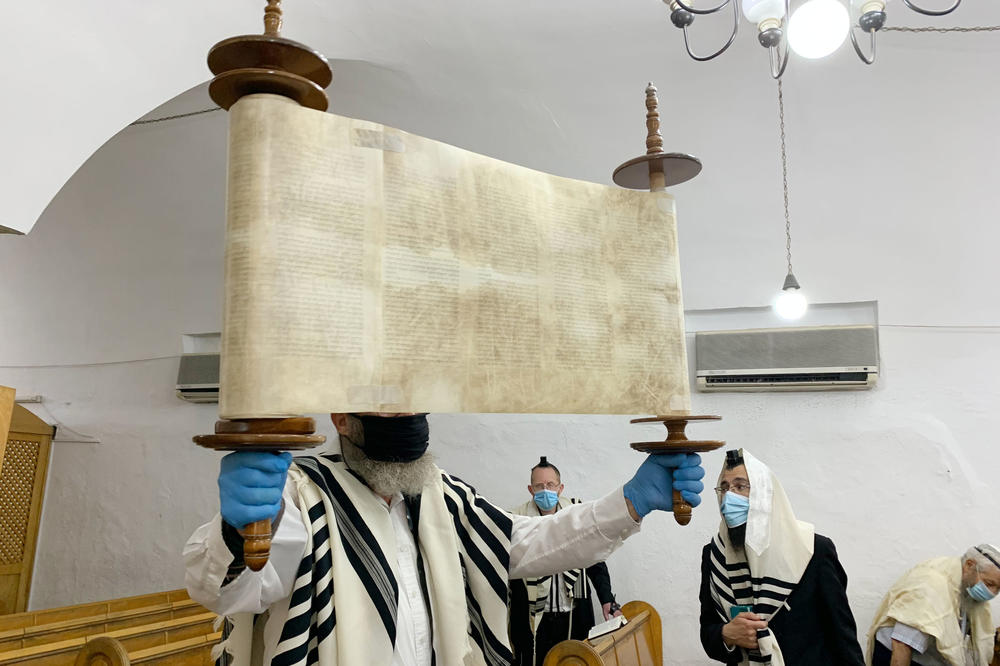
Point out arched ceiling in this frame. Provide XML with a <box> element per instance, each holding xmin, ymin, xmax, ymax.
<box><xmin>5</xmin><ymin>1</ymin><xmax>998</xmax><ymax>235</ymax></box>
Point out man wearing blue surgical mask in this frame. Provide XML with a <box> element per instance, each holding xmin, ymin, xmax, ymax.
<box><xmin>508</xmin><ymin>457</ymin><xmax>622</xmax><ymax>665</ymax></box>
<box><xmin>868</xmin><ymin>543</ymin><xmax>1000</xmax><ymax>666</ymax></box>
<box><xmin>698</xmin><ymin>449</ymin><xmax>864</xmax><ymax>665</ymax></box>
<box><xmin>185</xmin><ymin>413</ymin><xmax>704</xmax><ymax>666</ymax></box>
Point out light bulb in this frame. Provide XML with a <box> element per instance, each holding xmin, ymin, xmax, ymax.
<box><xmin>741</xmin><ymin>0</ymin><xmax>787</xmax><ymax>24</ymax></box>
<box><xmin>788</xmin><ymin>0</ymin><xmax>849</xmax><ymax>58</ymax></box>
<box><xmin>774</xmin><ymin>288</ymin><xmax>808</xmax><ymax>319</ymax></box>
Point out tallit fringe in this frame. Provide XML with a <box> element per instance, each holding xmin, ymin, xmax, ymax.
<box><xmin>210</xmin><ymin>636</ymin><xmax>232</xmax><ymax>663</ymax></box>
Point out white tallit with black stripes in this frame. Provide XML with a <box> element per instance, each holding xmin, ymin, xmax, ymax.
<box><xmin>511</xmin><ymin>497</ymin><xmax>584</xmax><ymax>624</ymax></box>
<box><xmin>217</xmin><ymin>454</ymin><xmax>514</xmax><ymax>666</ymax></box>
<box><xmin>707</xmin><ymin>450</ymin><xmax>814</xmax><ymax>666</ymax></box>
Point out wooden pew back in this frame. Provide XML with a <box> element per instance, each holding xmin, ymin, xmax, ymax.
<box><xmin>0</xmin><ymin>589</ymin><xmax>218</xmax><ymax>666</ymax></box>
<box><xmin>542</xmin><ymin>600</ymin><xmax>662</xmax><ymax>666</ymax></box>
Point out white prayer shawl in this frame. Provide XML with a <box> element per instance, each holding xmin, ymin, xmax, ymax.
<box><xmin>215</xmin><ymin>455</ymin><xmax>514</xmax><ymax>666</ymax></box>
<box><xmin>708</xmin><ymin>450</ymin><xmax>815</xmax><ymax>666</ymax></box>
<box><xmin>865</xmin><ymin>556</ymin><xmax>994</xmax><ymax>666</ymax></box>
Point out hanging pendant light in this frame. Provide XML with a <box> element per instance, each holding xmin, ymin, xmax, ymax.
<box><xmin>775</xmin><ymin>272</ymin><xmax>808</xmax><ymax>319</ymax></box>
<box><xmin>663</xmin><ymin>0</ymin><xmax>966</xmax><ymax>76</ymax></box>
<box><xmin>772</xmin><ymin>79</ymin><xmax>808</xmax><ymax>320</ymax></box>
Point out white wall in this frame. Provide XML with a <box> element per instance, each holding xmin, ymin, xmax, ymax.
<box><xmin>1</xmin><ymin>32</ymin><xmax>999</xmax><ymax>665</ymax></box>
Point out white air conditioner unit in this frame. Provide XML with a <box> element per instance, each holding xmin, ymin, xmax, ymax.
<box><xmin>695</xmin><ymin>325</ymin><xmax>878</xmax><ymax>392</ymax></box>
<box><xmin>176</xmin><ymin>353</ymin><xmax>220</xmax><ymax>403</ymax></box>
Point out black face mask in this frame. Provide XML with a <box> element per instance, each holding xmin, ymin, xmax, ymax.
<box><xmin>355</xmin><ymin>414</ymin><xmax>430</xmax><ymax>462</ymax></box>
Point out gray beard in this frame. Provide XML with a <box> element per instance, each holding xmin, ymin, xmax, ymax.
<box><xmin>339</xmin><ymin>435</ymin><xmax>437</xmax><ymax>497</ymax></box>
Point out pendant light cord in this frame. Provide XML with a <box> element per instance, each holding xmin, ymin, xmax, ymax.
<box><xmin>778</xmin><ymin>78</ymin><xmax>792</xmax><ymax>276</ymax></box>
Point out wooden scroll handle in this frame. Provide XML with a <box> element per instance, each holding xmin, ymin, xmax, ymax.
<box><xmin>673</xmin><ymin>489</ymin><xmax>693</xmax><ymax>526</ymax></box>
<box><xmin>194</xmin><ymin>417</ymin><xmax>324</xmax><ymax>571</ymax></box>
<box><xmin>630</xmin><ymin>415</ymin><xmax>724</xmax><ymax>526</ymax></box>
<box><xmin>241</xmin><ymin>517</ymin><xmax>273</xmax><ymax>572</ymax></box>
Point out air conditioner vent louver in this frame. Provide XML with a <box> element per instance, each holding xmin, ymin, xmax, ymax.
<box><xmin>703</xmin><ymin>372</ymin><xmax>869</xmax><ymax>385</ymax></box>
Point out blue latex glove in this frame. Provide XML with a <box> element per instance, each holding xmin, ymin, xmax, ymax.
<box><xmin>623</xmin><ymin>453</ymin><xmax>705</xmax><ymax>519</ymax></box>
<box><xmin>218</xmin><ymin>451</ymin><xmax>293</xmax><ymax>529</ymax></box>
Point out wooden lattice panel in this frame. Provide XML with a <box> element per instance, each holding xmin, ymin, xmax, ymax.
<box><xmin>0</xmin><ymin>438</ymin><xmax>40</xmax><ymax>564</ymax></box>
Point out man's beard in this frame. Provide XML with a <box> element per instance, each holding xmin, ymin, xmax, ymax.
<box><xmin>340</xmin><ymin>433</ymin><xmax>437</xmax><ymax>497</ymax></box>
<box><xmin>728</xmin><ymin>523</ymin><xmax>747</xmax><ymax>550</ymax></box>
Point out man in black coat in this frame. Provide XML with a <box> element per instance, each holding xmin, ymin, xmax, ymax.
<box><xmin>698</xmin><ymin>449</ymin><xmax>865</xmax><ymax>666</ymax></box>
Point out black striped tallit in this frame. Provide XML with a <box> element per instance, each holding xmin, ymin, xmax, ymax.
<box><xmin>270</xmin><ymin>455</ymin><xmax>514</xmax><ymax>666</ymax></box>
<box><xmin>522</xmin><ymin>497</ymin><xmax>584</xmax><ymax>620</ymax></box>
<box><xmin>440</xmin><ymin>472</ymin><xmax>515</xmax><ymax>665</ymax></box>
<box><xmin>707</xmin><ymin>533</ymin><xmax>797</xmax><ymax>665</ymax></box>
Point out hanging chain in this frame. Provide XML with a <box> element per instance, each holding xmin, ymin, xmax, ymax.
<box><xmin>883</xmin><ymin>25</ymin><xmax>1000</xmax><ymax>32</ymax></box>
<box><xmin>778</xmin><ymin>78</ymin><xmax>792</xmax><ymax>275</ymax></box>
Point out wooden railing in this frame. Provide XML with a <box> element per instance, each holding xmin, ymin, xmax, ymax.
<box><xmin>0</xmin><ymin>589</ymin><xmax>219</xmax><ymax>665</ymax></box>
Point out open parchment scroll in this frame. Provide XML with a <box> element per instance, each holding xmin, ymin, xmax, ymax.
<box><xmin>220</xmin><ymin>95</ymin><xmax>689</xmax><ymax>418</ymax></box>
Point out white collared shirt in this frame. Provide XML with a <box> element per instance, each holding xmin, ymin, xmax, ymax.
<box><xmin>875</xmin><ymin>614</ymin><xmax>969</xmax><ymax>666</ymax></box>
<box><xmin>184</xmin><ymin>481</ymin><xmax>640</xmax><ymax>666</ymax></box>
<box><xmin>388</xmin><ymin>493</ymin><xmax>431</xmax><ymax>666</ymax></box>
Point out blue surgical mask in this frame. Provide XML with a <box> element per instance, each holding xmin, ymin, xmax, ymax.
<box><xmin>967</xmin><ymin>580</ymin><xmax>996</xmax><ymax>603</ymax></box>
<box><xmin>533</xmin><ymin>489</ymin><xmax>559</xmax><ymax>512</ymax></box>
<box><xmin>720</xmin><ymin>491</ymin><xmax>750</xmax><ymax>528</ymax></box>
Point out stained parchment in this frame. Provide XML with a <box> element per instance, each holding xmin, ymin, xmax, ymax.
<box><xmin>219</xmin><ymin>95</ymin><xmax>689</xmax><ymax>417</ymax></box>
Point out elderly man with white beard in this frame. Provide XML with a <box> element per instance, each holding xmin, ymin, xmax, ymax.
<box><xmin>867</xmin><ymin>543</ymin><xmax>1000</xmax><ymax>666</ymax></box>
<box><xmin>184</xmin><ymin>412</ymin><xmax>705</xmax><ymax>666</ymax></box>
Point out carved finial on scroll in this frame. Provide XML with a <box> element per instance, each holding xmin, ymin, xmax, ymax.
<box><xmin>612</xmin><ymin>82</ymin><xmax>701</xmax><ymax>190</ymax></box>
<box><xmin>645</xmin><ymin>83</ymin><xmax>664</xmax><ymax>156</ymax></box>
<box><xmin>264</xmin><ymin>0</ymin><xmax>283</xmax><ymax>36</ymax></box>
<box><xmin>206</xmin><ymin>0</ymin><xmax>331</xmax><ymax>111</ymax></box>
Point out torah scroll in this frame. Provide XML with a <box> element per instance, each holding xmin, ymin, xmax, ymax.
<box><xmin>220</xmin><ymin>94</ymin><xmax>689</xmax><ymax>418</ymax></box>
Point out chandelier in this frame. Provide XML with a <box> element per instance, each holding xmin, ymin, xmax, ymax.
<box><xmin>665</xmin><ymin>0</ymin><xmax>962</xmax><ymax>78</ymax></box>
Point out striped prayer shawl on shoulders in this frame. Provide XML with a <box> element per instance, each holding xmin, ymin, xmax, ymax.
<box><xmin>707</xmin><ymin>450</ymin><xmax>814</xmax><ymax>666</ymax></box>
<box><xmin>512</xmin><ymin>497</ymin><xmax>586</xmax><ymax>625</ymax></box>
<box><xmin>216</xmin><ymin>454</ymin><xmax>515</xmax><ymax>666</ymax></box>
<box><xmin>707</xmin><ymin>533</ymin><xmax>799</xmax><ymax>665</ymax></box>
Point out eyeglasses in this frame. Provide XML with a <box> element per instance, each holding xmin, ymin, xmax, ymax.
<box><xmin>531</xmin><ymin>482</ymin><xmax>560</xmax><ymax>491</ymax></box>
<box><xmin>714</xmin><ymin>482</ymin><xmax>751</xmax><ymax>496</ymax></box>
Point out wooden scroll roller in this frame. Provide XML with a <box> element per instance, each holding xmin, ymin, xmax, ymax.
<box><xmin>195</xmin><ymin>419</ymin><xmax>324</xmax><ymax>571</ymax></box>
<box><xmin>612</xmin><ymin>83</ymin><xmax>722</xmax><ymax>525</ymax></box>
<box><xmin>629</xmin><ymin>415</ymin><xmax>724</xmax><ymax>525</ymax></box>
<box><xmin>194</xmin><ymin>1</ymin><xmax>332</xmax><ymax>571</ymax></box>
<box><xmin>206</xmin><ymin>0</ymin><xmax>332</xmax><ymax>112</ymax></box>
<box><xmin>612</xmin><ymin>83</ymin><xmax>702</xmax><ymax>193</ymax></box>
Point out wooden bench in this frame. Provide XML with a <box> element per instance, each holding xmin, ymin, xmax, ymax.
<box><xmin>0</xmin><ymin>591</ymin><xmax>205</xmax><ymax>654</ymax></box>
<box><xmin>72</xmin><ymin>632</ymin><xmax>222</xmax><ymax>666</ymax></box>
<box><xmin>543</xmin><ymin>600</ymin><xmax>662</xmax><ymax>666</ymax></box>
<box><xmin>0</xmin><ymin>589</ymin><xmax>219</xmax><ymax>666</ymax></box>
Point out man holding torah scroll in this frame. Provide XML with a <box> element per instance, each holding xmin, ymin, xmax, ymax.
<box><xmin>185</xmin><ymin>412</ymin><xmax>704</xmax><ymax>666</ymax></box>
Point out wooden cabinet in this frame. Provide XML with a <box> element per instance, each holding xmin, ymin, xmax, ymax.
<box><xmin>0</xmin><ymin>405</ymin><xmax>53</xmax><ymax>615</ymax></box>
